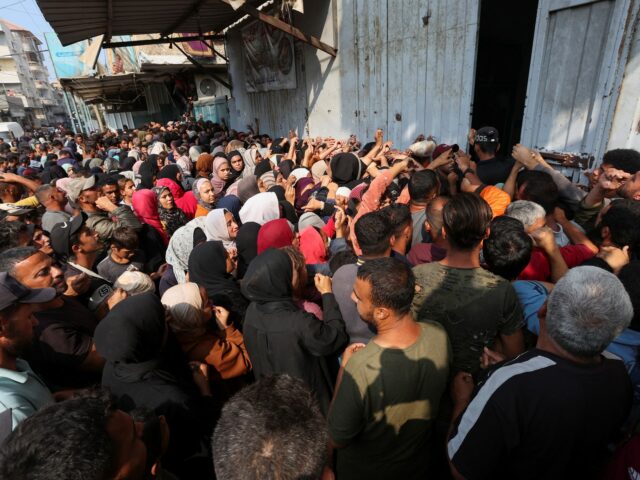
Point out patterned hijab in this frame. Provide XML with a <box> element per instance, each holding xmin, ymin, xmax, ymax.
<box><xmin>153</xmin><ymin>186</ymin><xmax>188</xmax><ymax>237</ymax></box>
<box><xmin>165</xmin><ymin>217</ymin><xmax>207</xmax><ymax>284</ymax></box>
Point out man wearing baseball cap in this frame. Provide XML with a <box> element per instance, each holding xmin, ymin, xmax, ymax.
<box><xmin>0</xmin><ymin>247</ymin><xmax>106</xmax><ymax>390</ymax></box>
<box><xmin>0</xmin><ymin>273</ymin><xmax>56</xmax><ymax>432</ymax></box>
<box><xmin>67</xmin><ymin>175</ymin><xmax>141</xmax><ymax>244</ymax></box>
<box><xmin>469</xmin><ymin>126</ymin><xmax>515</xmax><ymax>185</ymax></box>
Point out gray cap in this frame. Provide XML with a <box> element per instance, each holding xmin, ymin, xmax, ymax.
<box><xmin>0</xmin><ymin>272</ymin><xmax>56</xmax><ymax>312</ymax></box>
<box><xmin>66</xmin><ymin>175</ymin><xmax>96</xmax><ymax>204</ymax></box>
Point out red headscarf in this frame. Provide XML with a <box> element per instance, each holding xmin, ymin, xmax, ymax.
<box><xmin>132</xmin><ymin>189</ymin><xmax>169</xmax><ymax>245</ymax></box>
<box><xmin>299</xmin><ymin>226</ymin><xmax>328</xmax><ymax>264</ymax></box>
<box><xmin>155</xmin><ymin>177</ymin><xmax>198</xmax><ymax>220</ymax></box>
<box><xmin>257</xmin><ymin>219</ymin><xmax>294</xmax><ymax>254</ymax></box>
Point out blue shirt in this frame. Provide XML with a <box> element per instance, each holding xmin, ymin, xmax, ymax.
<box><xmin>512</xmin><ymin>280</ymin><xmax>549</xmax><ymax>335</ymax></box>
<box><xmin>0</xmin><ymin>359</ymin><xmax>54</xmax><ymax>430</ymax></box>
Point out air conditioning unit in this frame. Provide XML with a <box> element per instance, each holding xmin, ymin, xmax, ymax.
<box><xmin>195</xmin><ymin>74</ymin><xmax>218</xmax><ymax>100</ymax></box>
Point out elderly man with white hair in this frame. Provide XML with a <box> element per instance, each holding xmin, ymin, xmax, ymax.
<box><xmin>447</xmin><ymin>266</ymin><xmax>633</xmax><ymax>480</ymax></box>
<box><xmin>505</xmin><ymin>200</ymin><xmax>595</xmax><ymax>282</ymax></box>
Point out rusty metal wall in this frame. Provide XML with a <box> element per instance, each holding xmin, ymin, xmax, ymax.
<box><xmin>228</xmin><ymin>0</ymin><xmax>480</xmax><ymax>147</ymax></box>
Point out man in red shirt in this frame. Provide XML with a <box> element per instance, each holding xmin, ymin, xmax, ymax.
<box><xmin>505</xmin><ymin>200</ymin><xmax>596</xmax><ymax>282</ymax></box>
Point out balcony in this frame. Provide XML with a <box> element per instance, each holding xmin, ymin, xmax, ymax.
<box><xmin>29</xmin><ymin>63</ymin><xmax>46</xmax><ymax>72</ymax></box>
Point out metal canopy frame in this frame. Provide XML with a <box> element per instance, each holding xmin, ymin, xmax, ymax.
<box><xmin>36</xmin><ymin>0</ymin><xmax>337</xmax><ymax>57</ymax></box>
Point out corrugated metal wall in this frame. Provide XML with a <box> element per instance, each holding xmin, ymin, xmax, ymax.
<box><xmin>521</xmin><ymin>0</ymin><xmax>639</xmax><ymax>163</ymax></box>
<box><xmin>226</xmin><ymin>26</ymin><xmax>309</xmax><ymax>137</ymax></box>
<box><xmin>228</xmin><ymin>0</ymin><xmax>480</xmax><ymax>146</ymax></box>
<box><xmin>608</xmin><ymin>0</ymin><xmax>640</xmax><ymax>151</ymax></box>
<box><xmin>227</xmin><ymin>0</ymin><xmax>638</xmax><ymax>155</ymax></box>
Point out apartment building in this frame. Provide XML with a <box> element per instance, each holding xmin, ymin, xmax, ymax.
<box><xmin>0</xmin><ymin>19</ymin><xmax>67</xmax><ymax>127</ymax></box>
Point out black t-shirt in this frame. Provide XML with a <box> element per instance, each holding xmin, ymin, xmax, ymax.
<box><xmin>448</xmin><ymin>349</ymin><xmax>632</xmax><ymax>480</ymax></box>
<box><xmin>64</xmin><ymin>263</ymin><xmax>111</xmax><ymax>310</ymax></box>
<box><xmin>476</xmin><ymin>155</ymin><xmax>515</xmax><ymax>185</ymax></box>
<box><xmin>28</xmin><ymin>297</ymin><xmax>100</xmax><ymax>390</ymax></box>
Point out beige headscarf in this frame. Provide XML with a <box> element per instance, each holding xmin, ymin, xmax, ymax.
<box><xmin>113</xmin><ymin>271</ymin><xmax>155</xmax><ymax>295</ymax></box>
<box><xmin>161</xmin><ymin>283</ymin><xmax>207</xmax><ymax>334</ymax></box>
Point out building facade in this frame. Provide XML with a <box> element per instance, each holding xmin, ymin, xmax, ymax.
<box><xmin>226</xmin><ymin>0</ymin><xmax>640</xmax><ymax>173</ymax></box>
<box><xmin>0</xmin><ymin>19</ymin><xmax>68</xmax><ymax>128</ymax></box>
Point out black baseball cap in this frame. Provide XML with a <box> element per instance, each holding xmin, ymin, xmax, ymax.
<box><xmin>50</xmin><ymin>214</ymin><xmax>85</xmax><ymax>260</ymax></box>
<box><xmin>475</xmin><ymin>126</ymin><xmax>500</xmax><ymax>144</ymax></box>
<box><xmin>0</xmin><ymin>272</ymin><xmax>56</xmax><ymax>312</ymax></box>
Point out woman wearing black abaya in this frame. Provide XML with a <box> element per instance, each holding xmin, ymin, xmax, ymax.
<box><xmin>235</xmin><ymin>221</ymin><xmax>261</xmax><ymax>279</ymax></box>
<box><xmin>241</xmin><ymin>248</ymin><xmax>348</xmax><ymax>414</ymax></box>
<box><xmin>188</xmin><ymin>241</ymin><xmax>248</xmax><ymax>329</ymax></box>
<box><xmin>94</xmin><ymin>293</ymin><xmax>217</xmax><ymax>478</ymax></box>
<box><xmin>138</xmin><ymin>159</ymin><xmax>158</xmax><ymax>190</ymax></box>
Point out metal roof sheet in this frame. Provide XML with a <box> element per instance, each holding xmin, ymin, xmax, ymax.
<box><xmin>35</xmin><ymin>0</ymin><xmax>260</xmax><ymax>46</ymax></box>
<box><xmin>59</xmin><ymin>73</ymin><xmax>163</xmax><ymax>102</ymax></box>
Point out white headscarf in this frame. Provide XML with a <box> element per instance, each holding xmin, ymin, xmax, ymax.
<box><xmin>189</xmin><ymin>146</ymin><xmax>202</xmax><ymax>162</ymax></box>
<box><xmin>150</xmin><ymin>142</ymin><xmax>168</xmax><ymax>155</ymax></box>
<box><xmin>239</xmin><ymin>191</ymin><xmax>280</xmax><ymax>226</ymax></box>
<box><xmin>204</xmin><ymin>208</ymin><xmax>236</xmax><ymax>250</ymax></box>
<box><xmin>290</xmin><ymin>168</ymin><xmax>311</xmax><ymax>183</ymax></box>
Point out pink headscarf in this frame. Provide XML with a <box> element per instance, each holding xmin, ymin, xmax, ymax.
<box><xmin>299</xmin><ymin>226</ymin><xmax>328</xmax><ymax>264</ymax></box>
<box><xmin>131</xmin><ymin>189</ymin><xmax>169</xmax><ymax>245</ymax></box>
<box><xmin>211</xmin><ymin>157</ymin><xmax>229</xmax><ymax>193</ymax></box>
<box><xmin>155</xmin><ymin>177</ymin><xmax>198</xmax><ymax>220</ymax></box>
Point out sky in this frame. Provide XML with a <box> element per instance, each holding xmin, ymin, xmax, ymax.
<box><xmin>1</xmin><ymin>0</ymin><xmax>60</xmax><ymax>81</ymax></box>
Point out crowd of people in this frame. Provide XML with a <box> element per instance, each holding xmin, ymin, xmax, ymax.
<box><xmin>0</xmin><ymin>120</ymin><xmax>638</xmax><ymax>479</ymax></box>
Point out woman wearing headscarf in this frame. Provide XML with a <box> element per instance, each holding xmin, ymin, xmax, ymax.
<box><xmin>330</xmin><ymin>151</ymin><xmax>365</xmax><ymax>186</ymax></box>
<box><xmin>161</xmin><ymin>283</ymin><xmax>251</xmax><ymax>381</ymax></box>
<box><xmin>256</xmin><ymin>218</ymin><xmax>294</xmax><ymax>254</ymax></box>
<box><xmin>156</xmin><ymin>164</ymin><xmax>198</xmax><ymax>219</ymax></box>
<box><xmin>204</xmin><ymin>208</ymin><xmax>239</xmax><ymax>250</ymax></box>
<box><xmin>195</xmin><ymin>153</ymin><xmax>214</xmax><ymax>179</ymax></box>
<box><xmin>226</xmin><ymin>150</ymin><xmax>244</xmax><ymax>185</ymax></box>
<box><xmin>294</xmin><ymin>177</ymin><xmax>317</xmax><ymax>214</ymax></box>
<box><xmin>236</xmin><ymin>175</ymin><xmax>260</xmax><ymax>204</ymax></box>
<box><xmin>235</xmin><ymin>222</ymin><xmax>260</xmax><ymax>279</ymax></box>
<box><xmin>162</xmin><ymin>216</ymin><xmax>207</xmax><ymax>295</ymax></box>
<box><xmin>175</xmin><ymin>146</ymin><xmax>192</xmax><ymax>176</ymax></box>
<box><xmin>153</xmin><ymin>185</ymin><xmax>188</xmax><ymax>238</ymax></box>
<box><xmin>137</xmin><ymin>160</ymin><xmax>158</xmax><ymax>190</ymax></box>
<box><xmin>282</xmin><ymin>245</ymin><xmax>323</xmax><ymax>320</ymax></box>
<box><xmin>94</xmin><ymin>293</ymin><xmax>217</xmax><ymax>479</ymax></box>
<box><xmin>188</xmin><ymin>241</ymin><xmax>248</xmax><ymax>329</ymax></box>
<box><xmin>215</xmin><ymin>195</ymin><xmax>241</xmax><ymax>223</ymax></box>
<box><xmin>242</xmin><ymin>147</ymin><xmax>262</xmax><ymax>176</ymax></box>
<box><xmin>241</xmin><ymin>249</ymin><xmax>347</xmax><ymax>414</ymax></box>
<box><xmin>278</xmin><ymin>159</ymin><xmax>294</xmax><ymax>180</ymax></box>
<box><xmin>299</xmin><ymin>226</ymin><xmax>330</xmax><ymax>265</ymax></box>
<box><xmin>239</xmin><ymin>191</ymin><xmax>280</xmax><ymax>225</ymax></box>
<box><xmin>211</xmin><ymin>156</ymin><xmax>232</xmax><ymax>193</ymax></box>
<box><xmin>189</xmin><ymin>145</ymin><xmax>202</xmax><ymax>165</ymax></box>
<box><xmin>132</xmin><ymin>189</ymin><xmax>169</xmax><ymax>245</ymax></box>
<box><xmin>119</xmin><ymin>156</ymin><xmax>136</xmax><ymax>172</ymax></box>
<box><xmin>193</xmin><ymin>178</ymin><xmax>217</xmax><ymax>218</ymax></box>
